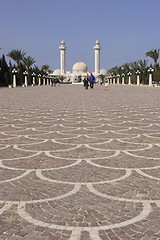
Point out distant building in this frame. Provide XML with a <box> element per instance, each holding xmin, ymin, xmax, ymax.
<box><xmin>50</xmin><ymin>40</ymin><xmax>107</xmax><ymax>83</ymax></box>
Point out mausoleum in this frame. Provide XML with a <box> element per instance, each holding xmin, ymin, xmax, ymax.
<box><xmin>50</xmin><ymin>40</ymin><xmax>107</xmax><ymax>83</ymax></box>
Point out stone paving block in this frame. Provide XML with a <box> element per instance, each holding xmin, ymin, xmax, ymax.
<box><xmin>0</xmin><ymin>85</ymin><xmax>160</xmax><ymax>239</ymax></box>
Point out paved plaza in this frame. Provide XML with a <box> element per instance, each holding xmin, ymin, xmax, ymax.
<box><xmin>0</xmin><ymin>84</ymin><xmax>160</xmax><ymax>240</ymax></box>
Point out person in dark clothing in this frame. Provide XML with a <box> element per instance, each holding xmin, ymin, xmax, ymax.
<box><xmin>83</xmin><ymin>78</ymin><xmax>85</xmax><ymax>87</ymax></box>
<box><xmin>89</xmin><ymin>73</ymin><xmax>95</xmax><ymax>88</ymax></box>
<box><xmin>53</xmin><ymin>79</ymin><xmax>57</xmax><ymax>87</ymax></box>
<box><xmin>83</xmin><ymin>77</ymin><xmax>89</xmax><ymax>89</ymax></box>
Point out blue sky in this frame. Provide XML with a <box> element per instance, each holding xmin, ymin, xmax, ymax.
<box><xmin>1</xmin><ymin>0</ymin><xmax>160</xmax><ymax>72</ymax></box>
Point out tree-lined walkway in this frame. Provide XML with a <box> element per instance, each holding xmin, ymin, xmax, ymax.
<box><xmin>0</xmin><ymin>84</ymin><xmax>160</xmax><ymax>240</ymax></box>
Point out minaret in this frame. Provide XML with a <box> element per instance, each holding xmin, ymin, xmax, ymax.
<box><xmin>59</xmin><ymin>40</ymin><xmax>66</xmax><ymax>75</ymax></box>
<box><xmin>94</xmin><ymin>40</ymin><xmax>101</xmax><ymax>74</ymax></box>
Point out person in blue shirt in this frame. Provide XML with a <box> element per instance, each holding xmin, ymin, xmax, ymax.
<box><xmin>89</xmin><ymin>73</ymin><xmax>95</xmax><ymax>89</ymax></box>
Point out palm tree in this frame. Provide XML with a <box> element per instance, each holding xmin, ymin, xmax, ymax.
<box><xmin>138</xmin><ymin>60</ymin><xmax>148</xmax><ymax>72</ymax></box>
<box><xmin>33</xmin><ymin>65</ymin><xmax>41</xmax><ymax>74</ymax></box>
<box><xmin>130</xmin><ymin>61</ymin><xmax>139</xmax><ymax>72</ymax></box>
<box><xmin>137</xmin><ymin>60</ymin><xmax>148</xmax><ymax>85</ymax></box>
<box><xmin>145</xmin><ymin>49</ymin><xmax>160</xmax><ymax>70</ymax></box>
<box><xmin>22</xmin><ymin>56</ymin><xmax>36</xmax><ymax>86</ymax></box>
<box><xmin>41</xmin><ymin>64</ymin><xmax>51</xmax><ymax>73</ymax></box>
<box><xmin>108</xmin><ymin>65</ymin><xmax>122</xmax><ymax>75</ymax></box>
<box><xmin>22</xmin><ymin>56</ymin><xmax>36</xmax><ymax>71</ymax></box>
<box><xmin>7</xmin><ymin>49</ymin><xmax>26</xmax><ymax>67</ymax></box>
<box><xmin>122</xmin><ymin>63</ymin><xmax>130</xmax><ymax>73</ymax></box>
<box><xmin>98</xmin><ymin>74</ymin><xmax>106</xmax><ymax>80</ymax></box>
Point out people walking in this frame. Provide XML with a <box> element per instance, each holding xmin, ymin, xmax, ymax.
<box><xmin>83</xmin><ymin>77</ymin><xmax>89</xmax><ymax>89</ymax></box>
<box><xmin>89</xmin><ymin>73</ymin><xmax>95</xmax><ymax>89</ymax></box>
<box><xmin>104</xmin><ymin>80</ymin><xmax>109</xmax><ymax>90</ymax></box>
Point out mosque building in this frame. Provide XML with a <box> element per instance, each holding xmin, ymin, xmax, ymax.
<box><xmin>51</xmin><ymin>40</ymin><xmax>107</xmax><ymax>83</ymax></box>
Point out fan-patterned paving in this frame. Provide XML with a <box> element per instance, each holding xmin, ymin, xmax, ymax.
<box><xmin>0</xmin><ymin>84</ymin><xmax>160</xmax><ymax>240</ymax></box>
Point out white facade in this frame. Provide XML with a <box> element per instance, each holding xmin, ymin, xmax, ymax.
<box><xmin>50</xmin><ymin>40</ymin><xmax>104</xmax><ymax>83</ymax></box>
<box><xmin>59</xmin><ymin>40</ymin><xmax>66</xmax><ymax>75</ymax></box>
<box><xmin>94</xmin><ymin>40</ymin><xmax>101</xmax><ymax>74</ymax></box>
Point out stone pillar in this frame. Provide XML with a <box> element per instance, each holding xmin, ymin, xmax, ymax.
<box><xmin>23</xmin><ymin>71</ymin><xmax>28</xmax><ymax>87</ymax></box>
<box><xmin>121</xmin><ymin>73</ymin><xmax>125</xmax><ymax>84</ymax></box>
<box><xmin>94</xmin><ymin>40</ymin><xmax>101</xmax><ymax>74</ymax></box>
<box><xmin>128</xmin><ymin>72</ymin><xmax>132</xmax><ymax>85</ymax></box>
<box><xmin>25</xmin><ymin>76</ymin><xmax>28</xmax><ymax>87</ymax></box>
<box><xmin>59</xmin><ymin>40</ymin><xmax>66</xmax><ymax>75</ymax></box>
<box><xmin>12</xmin><ymin>69</ymin><xmax>17</xmax><ymax>88</ymax></box>
<box><xmin>38</xmin><ymin>74</ymin><xmax>41</xmax><ymax>85</ymax></box>
<box><xmin>43</xmin><ymin>76</ymin><xmax>46</xmax><ymax>85</ymax></box>
<box><xmin>113</xmin><ymin>75</ymin><xmax>116</xmax><ymax>84</ymax></box>
<box><xmin>117</xmin><ymin>74</ymin><xmax>120</xmax><ymax>84</ymax></box>
<box><xmin>137</xmin><ymin>75</ymin><xmax>140</xmax><ymax>85</ymax></box>
<box><xmin>32</xmin><ymin>72</ymin><xmax>36</xmax><ymax>86</ymax></box>
<box><xmin>13</xmin><ymin>74</ymin><xmax>16</xmax><ymax>88</ymax></box>
<box><xmin>149</xmin><ymin>74</ymin><xmax>152</xmax><ymax>86</ymax></box>
<box><xmin>136</xmin><ymin>70</ymin><xmax>140</xmax><ymax>86</ymax></box>
<box><xmin>148</xmin><ymin>68</ymin><xmax>154</xmax><ymax>86</ymax></box>
<box><xmin>33</xmin><ymin>77</ymin><xmax>35</xmax><ymax>85</ymax></box>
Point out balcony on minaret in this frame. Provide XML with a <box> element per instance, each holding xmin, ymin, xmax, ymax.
<box><xmin>94</xmin><ymin>40</ymin><xmax>101</xmax><ymax>50</ymax></box>
<box><xmin>59</xmin><ymin>40</ymin><xmax>66</xmax><ymax>50</ymax></box>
